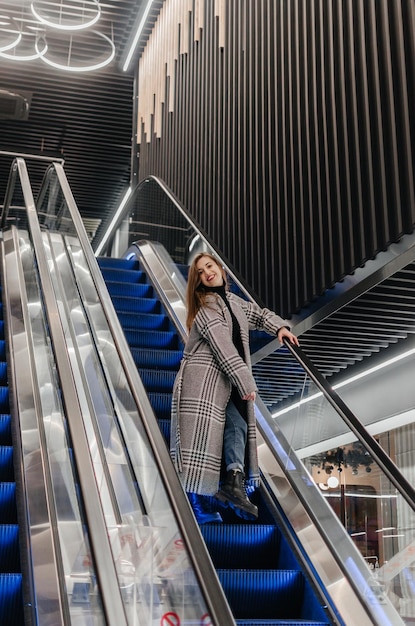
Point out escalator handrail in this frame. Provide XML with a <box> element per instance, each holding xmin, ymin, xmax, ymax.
<box><xmin>284</xmin><ymin>338</ymin><xmax>415</xmax><ymax>511</ymax></box>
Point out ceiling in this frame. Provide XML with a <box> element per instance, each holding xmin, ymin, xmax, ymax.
<box><xmin>0</xmin><ymin>0</ymin><xmax>163</xmax><ymax>242</ymax></box>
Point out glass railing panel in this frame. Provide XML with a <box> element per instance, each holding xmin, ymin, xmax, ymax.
<box><xmin>62</xmin><ymin>233</ymin><xmax>216</xmax><ymax>624</ymax></box>
<box><xmin>266</xmin><ymin>359</ymin><xmax>415</xmax><ymax>622</ymax></box>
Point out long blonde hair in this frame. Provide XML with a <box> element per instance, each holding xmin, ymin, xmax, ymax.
<box><xmin>186</xmin><ymin>253</ymin><xmax>228</xmax><ymax>331</ymax></box>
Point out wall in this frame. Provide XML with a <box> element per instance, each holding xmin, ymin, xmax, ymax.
<box><xmin>135</xmin><ymin>0</ymin><xmax>415</xmax><ymax>318</ymax></box>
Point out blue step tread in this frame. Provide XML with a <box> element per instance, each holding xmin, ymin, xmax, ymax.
<box><xmin>100</xmin><ymin>268</ymin><xmax>147</xmax><ymax>284</ymax></box>
<box><xmin>0</xmin><ymin>484</ymin><xmax>17</xmax><ymax>524</ymax></box>
<box><xmin>235</xmin><ymin>619</ymin><xmax>329</xmax><ymax>626</ymax></box>
<box><xmin>117</xmin><ymin>312</ymin><xmax>170</xmax><ymax>331</ymax></box>
<box><xmin>0</xmin><ymin>447</ymin><xmax>14</xmax><ymax>481</ymax></box>
<box><xmin>105</xmin><ymin>281</ymin><xmax>152</xmax><ymax>298</ymax></box>
<box><xmin>110</xmin><ymin>295</ymin><xmax>160</xmax><ymax>314</ymax></box>
<box><xmin>0</xmin><ymin>573</ymin><xmax>24</xmax><ymax>624</ymax></box>
<box><xmin>98</xmin><ymin>257</ymin><xmax>140</xmax><ymax>271</ymax></box>
<box><xmin>0</xmin><ymin>362</ymin><xmax>7</xmax><ymax>385</ymax></box>
<box><xmin>0</xmin><ymin>525</ymin><xmax>20</xmax><ymax>572</ymax></box>
<box><xmin>217</xmin><ymin>569</ymin><xmax>303</xmax><ymax>619</ymax></box>
<box><xmin>124</xmin><ymin>329</ymin><xmax>179</xmax><ymax>350</ymax></box>
<box><xmin>201</xmin><ymin>525</ymin><xmax>282</xmax><ymax>569</ymax></box>
<box><xmin>0</xmin><ymin>415</ymin><xmax>11</xmax><ymax>445</ymax></box>
<box><xmin>148</xmin><ymin>393</ymin><xmax>172</xmax><ymax>419</ymax></box>
<box><xmin>138</xmin><ymin>369</ymin><xmax>176</xmax><ymax>392</ymax></box>
<box><xmin>130</xmin><ymin>348</ymin><xmax>182</xmax><ymax>370</ymax></box>
<box><xmin>0</xmin><ymin>387</ymin><xmax>9</xmax><ymax>413</ymax></box>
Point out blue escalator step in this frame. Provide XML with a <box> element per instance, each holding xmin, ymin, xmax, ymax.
<box><xmin>148</xmin><ymin>393</ymin><xmax>171</xmax><ymax>419</ymax></box>
<box><xmin>0</xmin><ymin>341</ymin><xmax>5</xmax><ymax>361</ymax></box>
<box><xmin>130</xmin><ymin>348</ymin><xmax>182</xmax><ymax>370</ymax></box>
<box><xmin>157</xmin><ymin>419</ymin><xmax>170</xmax><ymax>443</ymax></box>
<box><xmin>0</xmin><ymin>525</ymin><xmax>20</xmax><ymax>572</ymax></box>
<box><xmin>176</xmin><ymin>264</ymin><xmax>189</xmax><ymax>279</ymax></box>
<box><xmin>0</xmin><ymin>415</ymin><xmax>11</xmax><ymax>444</ymax></box>
<box><xmin>0</xmin><ymin>573</ymin><xmax>24</xmax><ymax>624</ymax></box>
<box><xmin>236</xmin><ymin>619</ymin><xmax>329</xmax><ymax>626</ymax></box>
<box><xmin>124</xmin><ymin>329</ymin><xmax>179</xmax><ymax>350</ymax></box>
<box><xmin>101</xmin><ymin>268</ymin><xmax>147</xmax><ymax>284</ymax></box>
<box><xmin>0</xmin><ymin>387</ymin><xmax>9</xmax><ymax>415</ymax></box>
<box><xmin>110</xmin><ymin>296</ymin><xmax>160</xmax><ymax>314</ymax></box>
<box><xmin>117</xmin><ymin>312</ymin><xmax>170</xmax><ymax>331</ymax></box>
<box><xmin>105</xmin><ymin>281</ymin><xmax>152</xmax><ymax>298</ymax></box>
<box><xmin>0</xmin><ymin>448</ymin><xmax>14</xmax><ymax>482</ymax></box>
<box><xmin>0</xmin><ymin>484</ymin><xmax>17</xmax><ymax>524</ymax></box>
<box><xmin>98</xmin><ymin>257</ymin><xmax>140</xmax><ymax>271</ymax></box>
<box><xmin>138</xmin><ymin>369</ymin><xmax>176</xmax><ymax>392</ymax></box>
<box><xmin>217</xmin><ymin>569</ymin><xmax>303</xmax><ymax>620</ymax></box>
<box><xmin>201</xmin><ymin>525</ymin><xmax>281</xmax><ymax>569</ymax></box>
<box><xmin>0</xmin><ymin>362</ymin><xmax>7</xmax><ymax>385</ymax></box>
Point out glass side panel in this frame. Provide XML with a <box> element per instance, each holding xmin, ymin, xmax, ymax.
<box><xmin>268</xmin><ymin>363</ymin><xmax>415</xmax><ymax>623</ymax></box>
<box><xmin>38</xmin><ymin>223</ymin><xmax>214</xmax><ymax>621</ymax></box>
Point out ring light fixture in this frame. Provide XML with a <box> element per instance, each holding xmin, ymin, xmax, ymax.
<box><xmin>0</xmin><ymin>15</ymin><xmax>22</xmax><ymax>53</ymax></box>
<box><xmin>30</xmin><ymin>0</ymin><xmax>101</xmax><ymax>31</ymax></box>
<box><xmin>35</xmin><ymin>29</ymin><xmax>114</xmax><ymax>72</ymax></box>
<box><xmin>0</xmin><ymin>32</ymin><xmax>48</xmax><ymax>62</ymax></box>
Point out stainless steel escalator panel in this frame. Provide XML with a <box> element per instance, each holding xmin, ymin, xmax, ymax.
<box><xmin>57</xmin><ymin>232</ymin><xmax>231</xmax><ymax>625</ymax></box>
<box><xmin>2</xmin><ymin>227</ymin><xmax>106</xmax><ymax>626</ymax></box>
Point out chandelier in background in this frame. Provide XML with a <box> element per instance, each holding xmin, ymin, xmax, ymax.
<box><xmin>309</xmin><ymin>443</ymin><xmax>375</xmax><ymax>490</ymax></box>
<box><xmin>0</xmin><ymin>1</ymin><xmax>115</xmax><ymax>72</ymax></box>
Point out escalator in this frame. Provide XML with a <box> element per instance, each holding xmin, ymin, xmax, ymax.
<box><xmin>0</xmin><ymin>277</ymin><xmax>24</xmax><ymax>625</ymax></box>
<box><xmin>96</xmin><ymin>254</ymin><xmax>340</xmax><ymax>625</ymax></box>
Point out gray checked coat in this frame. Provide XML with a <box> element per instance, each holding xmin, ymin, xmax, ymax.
<box><xmin>170</xmin><ymin>290</ymin><xmax>289</xmax><ymax>496</ymax></box>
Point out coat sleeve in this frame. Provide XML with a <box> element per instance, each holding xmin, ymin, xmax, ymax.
<box><xmin>194</xmin><ymin>301</ymin><xmax>257</xmax><ymax>398</ymax></box>
<box><xmin>231</xmin><ymin>294</ymin><xmax>290</xmax><ymax>335</ymax></box>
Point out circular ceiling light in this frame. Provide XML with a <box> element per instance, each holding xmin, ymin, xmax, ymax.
<box><xmin>31</xmin><ymin>0</ymin><xmax>101</xmax><ymax>31</ymax></box>
<box><xmin>0</xmin><ymin>15</ymin><xmax>22</xmax><ymax>53</ymax></box>
<box><xmin>0</xmin><ymin>30</ymin><xmax>48</xmax><ymax>62</ymax></box>
<box><xmin>36</xmin><ymin>29</ymin><xmax>114</xmax><ymax>72</ymax></box>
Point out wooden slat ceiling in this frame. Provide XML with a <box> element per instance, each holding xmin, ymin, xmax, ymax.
<box><xmin>0</xmin><ymin>0</ymin><xmax>162</xmax><ymax>242</ymax></box>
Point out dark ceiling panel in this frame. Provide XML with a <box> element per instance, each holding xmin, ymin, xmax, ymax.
<box><xmin>0</xmin><ymin>0</ymin><xmax>159</xmax><ymax>241</ymax></box>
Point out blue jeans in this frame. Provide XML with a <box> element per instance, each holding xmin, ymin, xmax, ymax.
<box><xmin>223</xmin><ymin>399</ymin><xmax>247</xmax><ymax>472</ymax></box>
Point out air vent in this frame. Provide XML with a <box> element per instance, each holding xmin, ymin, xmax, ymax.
<box><xmin>0</xmin><ymin>89</ymin><xmax>32</xmax><ymax>121</ymax></box>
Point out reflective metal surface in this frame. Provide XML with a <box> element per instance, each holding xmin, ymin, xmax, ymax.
<box><xmin>3</xmin><ymin>158</ymin><xmax>235</xmax><ymax>625</ymax></box>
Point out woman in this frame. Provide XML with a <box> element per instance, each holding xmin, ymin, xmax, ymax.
<box><xmin>170</xmin><ymin>253</ymin><xmax>299</xmax><ymax>523</ymax></box>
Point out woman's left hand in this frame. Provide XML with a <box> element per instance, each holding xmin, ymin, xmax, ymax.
<box><xmin>277</xmin><ymin>327</ymin><xmax>300</xmax><ymax>346</ymax></box>
<box><xmin>242</xmin><ymin>391</ymin><xmax>257</xmax><ymax>401</ymax></box>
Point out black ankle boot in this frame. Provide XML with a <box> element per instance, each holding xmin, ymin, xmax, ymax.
<box><xmin>215</xmin><ymin>470</ymin><xmax>258</xmax><ymax>520</ymax></box>
<box><xmin>187</xmin><ymin>492</ymin><xmax>223</xmax><ymax>524</ymax></box>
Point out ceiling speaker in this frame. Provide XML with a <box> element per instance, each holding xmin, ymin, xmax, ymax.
<box><xmin>0</xmin><ymin>89</ymin><xmax>32</xmax><ymax>120</ymax></box>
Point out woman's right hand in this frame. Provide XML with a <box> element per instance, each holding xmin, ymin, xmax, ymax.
<box><xmin>242</xmin><ymin>391</ymin><xmax>256</xmax><ymax>401</ymax></box>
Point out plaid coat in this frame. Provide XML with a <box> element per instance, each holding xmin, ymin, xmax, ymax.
<box><xmin>170</xmin><ymin>291</ymin><xmax>289</xmax><ymax>495</ymax></box>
